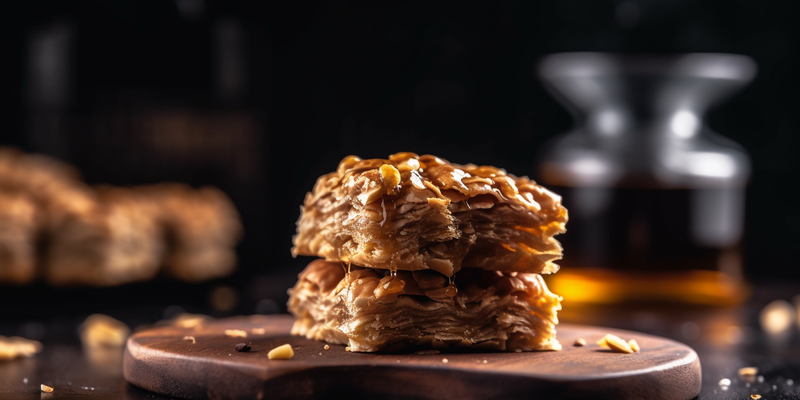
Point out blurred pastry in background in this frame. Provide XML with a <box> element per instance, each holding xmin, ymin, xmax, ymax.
<box><xmin>0</xmin><ymin>147</ymin><xmax>95</xmax><ymax>231</ymax></box>
<box><xmin>0</xmin><ymin>147</ymin><xmax>243</xmax><ymax>286</ymax></box>
<box><xmin>44</xmin><ymin>187</ymin><xmax>165</xmax><ymax>286</ymax></box>
<box><xmin>0</xmin><ymin>192</ymin><xmax>40</xmax><ymax>284</ymax></box>
<box><xmin>139</xmin><ymin>183</ymin><xmax>243</xmax><ymax>282</ymax></box>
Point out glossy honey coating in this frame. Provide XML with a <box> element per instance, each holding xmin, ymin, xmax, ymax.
<box><xmin>292</xmin><ymin>152</ymin><xmax>568</xmax><ymax>276</ymax></box>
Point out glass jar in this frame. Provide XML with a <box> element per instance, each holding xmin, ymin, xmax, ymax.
<box><xmin>535</xmin><ymin>52</ymin><xmax>757</xmax><ymax>308</ymax></box>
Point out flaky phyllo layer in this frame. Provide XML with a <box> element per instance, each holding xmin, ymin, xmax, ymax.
<box><xmin>288</xmin><ymin>260</ymin><xmax>562</xmax><ymax>353</ymax></box>
<box><xmin>291</xmin><ymin>153</ymin><xmax>568</xmax><ymax>277</ymax></box>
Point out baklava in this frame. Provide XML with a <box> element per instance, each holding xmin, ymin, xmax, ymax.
<box><xmin>289</xmin><ymin>152</ymin><xmax>568</xmax><ymax>352</ymax></box>
<box><xmin>45</xmin><ymin>187</ymin><xmax>165</xmax><ymax>286</ymax></box>
<box><xmin>138</xmin><ymin>183</ymin><xmax>243</xmax><ymax>282</ymax></box>
<box><xmin>0</xmin><ymin>192</ymin><xmax>39</xmax><ymax>284</ymax></box>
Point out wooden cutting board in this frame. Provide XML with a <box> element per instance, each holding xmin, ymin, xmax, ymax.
<box><xmin>123</xmin><ymin>315</ymin><xmax>701</xmax><ymax>400</ymax></box>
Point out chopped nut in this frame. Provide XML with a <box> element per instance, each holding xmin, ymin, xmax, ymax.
<box><xmin>182</xmin><ymin>336</ymin><xmax>196</xmax><ymax>344</ymax></box>
<box><xmin>719</xmin><ymin>378</ymin><xmax>731</xmax><ymax>387</ymax></box>
<box><xmin>739</xmin><ymin>367</ymin><xmax>758</xmax><ymax>376</ymax></box>
<box><xmin>380</xmin><ymin>164</ymin><xmax>401</xmax><ymax>193</ymax></box>
<box><xmin>0</xmin><ymin>336</ymin><xmax>42</xmax><ymax>360</ymax></box>
<box><xmin>627</xmin><ymin>339</ymin><xmax>640</xmax><ymax>352</ymax></box>
<box><xmin>597</xmin><ymin>334</ymin><xmax>634</xmax><ymax>354</ymax></box>
<box><xmin>323</xmin><ymin>344</ymin><xmax>330</xmax><ymax>350</ymax></box>
<box><xmin>224</xmin><ymin>329</ymin><xmax>247</xmax><ymax>338</ymax></box>
<box><xmin>267</xmin><ymin>344</ymin><xmax>294</xmax><ymax>360</ymax></box>
<box><xmin>442</xmin><ymin>358</ymin><xmax>449</xmax><ymax>364</ymax></box>
<box><xmin>251</xmin><ymin>328</ymin><xmax>266</xmax><ymax>335</ymax></box>
<box><xmin>345</xmin><ymin>347</ymin><xmax>351</xmax><ymax>352</ymax></box>
<box><xmin>79</xmin><ymin>314</ymin><xmax>130</xmax><ymax>348</ymax></box>
<box><xmin>234</xmin><ymin>343</ymin><xmax>251</xmax><ymax>352</ymax></box>
<box><xmin>574</xmin><ymin>338</ymin><xmax>586</xmax><ymax>346</ymax></box>
<box><xmin>356</xmin><ymin>186</ymin><xmax>384</xmax><ymax>205</ymax></box>
<box><xmin>751</xmin><ymin>395</ymin><xmax>761</xmax><ymax>399</ymax></box>
<box><xmin>41</xmin><ymin>384</ymin><xmax>54</xmax><ymax>393</ymax></box>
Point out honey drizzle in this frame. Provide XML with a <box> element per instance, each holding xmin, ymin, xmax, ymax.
<box><xmin>379</xmin><ymin>197</ymin><xmax>388</xmax><ymax>227</ymax></box>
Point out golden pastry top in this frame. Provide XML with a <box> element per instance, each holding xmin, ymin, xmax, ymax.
<box><xmin>308</xmin><ymin>152</ymin><xmax>567</xmax><ymax>225</ymax></box>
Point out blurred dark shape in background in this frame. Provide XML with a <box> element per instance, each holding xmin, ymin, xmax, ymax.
<box><xmin>1</xmin><ymin>0</ymin><xmax>799</xmax><ymax>330</ymax></box>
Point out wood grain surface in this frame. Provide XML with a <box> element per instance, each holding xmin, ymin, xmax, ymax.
<box><xmin>123</xmin><ymin>314</ymin><xmax>701</xmax><ymax>400</ymax></box>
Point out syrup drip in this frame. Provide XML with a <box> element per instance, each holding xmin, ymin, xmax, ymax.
<box><xmin>341</xmin><ymin>261</ymin><xmax>352</xmax><ymax>286</ymax></box>
<box><xmin>444</xmin><ymin>282</ymin><xmax>458</xmax><ymax>297</ymax></box>
<box><xmin>448</xmin><ymin>272</ymin><xmax>456</xmax><ymax>286</ymax></box>
<box><xmin>445</xmin><ymin>273</ymin><xmax>457</xmax><ymax>297</ymax></box>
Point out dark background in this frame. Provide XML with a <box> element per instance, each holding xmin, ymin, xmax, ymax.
<box><xmin>1</xmin><ymin>0</ymin><xmax>799</xmax><ymax>324</ymax></box>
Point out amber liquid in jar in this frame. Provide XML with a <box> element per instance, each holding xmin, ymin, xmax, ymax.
<box><xmin>544</xmin><ymin>184</ymin><xmax>748</xmax><ymax>308</ymax></box>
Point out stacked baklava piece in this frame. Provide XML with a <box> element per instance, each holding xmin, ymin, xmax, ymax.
<box><xmin>0</xmin><ymin>147</ymin><xmax>241</xmax><ymax>286</ymax></box>
<box><xmin>288</xmin><ymin>152</ymin><xmax>568</xmax><ymax>352</ymax></box>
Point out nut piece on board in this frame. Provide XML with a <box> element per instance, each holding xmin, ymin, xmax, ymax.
<box><xmin>234</xmin><ymin>343</ymin><xmax>251</xmax><ymax>352</ymax></box>
<box><xmin>596</xmin><ymin>334</ymin><xmax>634</xmax><ymax>354</ymax></box>
<box><xmin>268</xmin><ymin>344</ymin><xmax>294</xmax><ymax>360</ymax></box>
<box><xmin>224</xmin><ymin>329</ymin><xmax>247</xmax><ymax>338</ymax></box>
<box><xmin>739</xmin><ymin>367</ymin><xmax>758</xmax><ymax>376</ymax></box>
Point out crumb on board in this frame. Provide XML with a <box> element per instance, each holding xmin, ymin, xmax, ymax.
<box><xmin>182</xmin><ymin>336</ymin><xmax>196</xmax><ymax>344</ymax></box>
<box><xmin>739</xmin><ymin>367</ymin><xmax>758</xmax><ymax>376</ymax></box>
<box><xmin>574</xmin><ymin>338</ymin><xmax>586</xmax><ymax>346</ymax></box>
<box><xmin>442</xmin><ymin>358</ymin><xmax>449</xmax><ymax>364</ymax></box>
<box><xmin>719</xmin><ymin>378</ymin><xmax>731</xmax><ymax>387</ymax></box>
<box><xmin>267</xmin><ymin>344</ymin><xmax>294</xmax><ymax>360</ymax></box>
<box><xmin>323</xmin><ymin>344</ymin><xmax>330</xmax><ymax>350</ymax></box>
<box><xmin>751</xmin><ymin>394</ymin><xmax>761</xmax><ymax>399</ymax></box>
<box><xmin>224</xmin><ymin>329</ymin><xmax>247</xmax><ymax>338</ymax></box>
<box><xmin>41</xmin><ymin>384</ymin><xmax>54</xmax><ymax>393</ymax></box>
<box><xmin>251</xmin><ymin>328</ymin><xmax>266</xmax><ymax>335</ymax></box>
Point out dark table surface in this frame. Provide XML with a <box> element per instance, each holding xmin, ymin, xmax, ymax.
<box><xmin>1</xmin><ymin>278</ymin><xmax>799</xmax><ymax>400</ymax></box>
